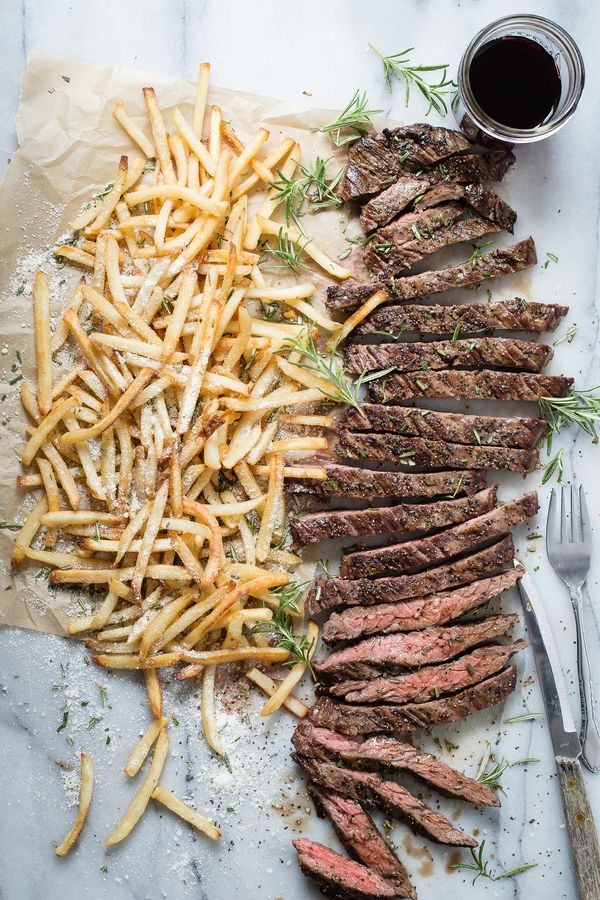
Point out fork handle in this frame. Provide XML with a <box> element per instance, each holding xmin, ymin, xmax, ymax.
<box><xmin>571</xmin><ymin>587</ymin><xmax>600</xmax><ymax>772</ymax></box>
<box><xmin>556</xmin><ymin>756</ymin><xmax>600</xmax><ymax>899</ymax></box>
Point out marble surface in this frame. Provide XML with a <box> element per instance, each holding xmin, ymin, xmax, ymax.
<box><xmin>1</xmin><ymin>1</ymin><xmax>600</xmax><ymax>898</ymax></box>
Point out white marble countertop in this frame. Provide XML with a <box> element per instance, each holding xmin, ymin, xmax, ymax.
<box><xmin>1</xmin><ymin>1</ymin><xmax>599</xmax><ymax>899</ymax></box>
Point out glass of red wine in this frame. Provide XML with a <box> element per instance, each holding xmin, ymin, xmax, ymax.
<box><xmin>455</xmin><ymin>14</ymin><xmax>584</xmax><ymax>145</ymax></box>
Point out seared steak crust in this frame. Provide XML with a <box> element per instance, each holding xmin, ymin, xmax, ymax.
<box><xmin>366</xmin><ymin>369</ymin><xmax>573</xmax><ymax>403</ymax></box>
<box><xmin>340</xmin><ymin>405</ymin><xmax>547</xmax><ymax>450</ymax></box>
<box><xmin>293</xmin><ymin>839</ymin><xmax>401</xmax><ymax>900</ymax></box>
<box><xmin>340</xmin><ymin>492</ymin><xmax>538</xmax><ymax>578</ymax></box>
<box><xmin>286</xmin><ymin>464</ymin><xmax>486</xmax><ymax>501</ymax></box>
<box><xmin>291</xmin><ymin>485</ymin><xmax>498</xmax><ymax>547</ymax></box>
<box><xmin>322</xmin><ymin>566</ymin><xmax>524</xmax><ymax>643</ymax></box>
<box><xmin>308</xmin><ymin>666</ymin><xmax>518</xmax><ymax>735</ymax></box>
<box><xmin>307</xmin><ymin>535</ymin><xmax>514</xmax><ymax>614</ymax></box>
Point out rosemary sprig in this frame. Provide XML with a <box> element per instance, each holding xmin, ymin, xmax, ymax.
<box><xmin>269</xmin><ymin>169</ymin><xmax>307</xmax><ymax>231</ymax></box>
<box><xmin>468</xmin><ymin>240</ymin><xmax>493</xmax><ymax>267</ymax></box>
<box><xmin>265</xmin><ymin>580</ymin><xmax>308</xmax><ymax>615</ymax></box>
<box><xmin>0</xmin><ymin>521</ymin><xmax>21</xmax><ymax>531</ymax></box>
<box><xmin>251</xmin><ymin>597</ymin><xmax>315</xmax><ymax>671</ymax></box>
<box><xmin>312</xmin><ymin>90</ymin><xmax>383</xmax><ymax>146</ymax></box>
<box><xmin>270</xmin><ymin>157</ymin><xmax>343</xmax><ymax>232</ymax></box>
<box><xmin>260</xmin><ymin>228</ymin><xmax>311</xmax><ymax>273</ymax></box>
<box><xmin>553</xmin><ymin>324</ymin><xmax>577</xmax><ymax>347</ymax></box>
<box><xmin>504</xmin><ymin>711</ymin><xmax>544</xmax><ymax>724</ymax></box>
<box><xmin>542</xmin><ymin>448</ymin><xmax>564</xmax><ymax>485</ymax></box>
<box><xmin>538</xmin><ymin>388</ymin><xmax>600</xmax><ymax>442</ymax></box>
<box><xmin>475</xmin><ymin>742</ymin><xmax>539</xmax><ymax>795</ymax></box>
<box><xmin>451</xmin><ymin>840</ymin><xmax>538</xmax><ymax>885</ymax></box>
<box><xmin>369</xmin><ymin>45</ymin><xmax>456</xmax><ymax>115</ymax></box>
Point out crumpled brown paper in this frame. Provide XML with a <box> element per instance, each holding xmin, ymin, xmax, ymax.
<box><xmin>0</xmin><ymin>51</ymin><xmax>382</xmax><ymax>635</ymax></box>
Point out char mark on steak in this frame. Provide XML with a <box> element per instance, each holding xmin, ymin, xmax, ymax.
<box><xmin>340</xmin><ymin>405</ymin><xmax>547</xmax><ymax>450</ymax></box>
<box><xmin>326</xmin><ymin>238</ymin><xmax>537</xmax><ymax>313</ymax></box>
<box><xmin>337</xmin><ymin>431</ymin><xmax>538</xmax><ymax>475</ymax></box>
<box><xmin>344</xmin><ymin>337</ymin><xmax>553</xmax><ymax>375</ymax></box>
<box><xmin>366</xmin><ymin>369</ymin><xmax>573</xmax><ymax>403</ymax></box>
<box><xmin>294</xmin><ymin>756</ymin><xmax>478</xmax><ymax>847</ymax></box>
<box><xmin>308</xmin><ymin>666</ymin><xmax>518</xmax><ymax>736</ymax></box>
<box><xmin>290</xmin><ymin>485</ymin><xmax>498</xmax><ymax>547</ymax></box>
<box><xmin>339</xmin><ymin>492</ymin><xmax>538</xmax><ymax>579</ymax></box>
<box><xmin>337</xmin><ymin>123</ymin><xmax>473</xmax><ymax>201</ymax></box>
<box><xmin>360</xmin><ymin>150</ymin><xmax>516</xmax><ymax>231</ymax></box>
<box><xmin>293</xmin><ymin>838</ymin><xmax>403</xmax><ymax>900</ymax></box>
<box><xmin>322</xmin><ymin>566</ymin><xmax>524</xmax><ymax>643</ymax></box>
<box><xmin>306</xmin><ymin>535</ymin><xmax>514</xmax><ymax>615</ymax></box>
<box><xmin>293</xmin><ymin>722</ymin><xmax>500</xmax><ymax>807</ymax></box>
<box><xmin>327</xmin><ymin>641</ymin><xmax>527</xmax><ymax>704</ymax></box>
<box><xmin>286</xmin><ymin>464</ymin><xmax>486</xmax><ymax>502</ymax></box>
<box><xmin>313</xmin><ymin>613</ymin><xmax>518</xmax><ymax>679</ymax></box>
<box><xmin>307</xmin><ymin>784</ymin><xmax>416</xmax><ymax>899</ymax></box>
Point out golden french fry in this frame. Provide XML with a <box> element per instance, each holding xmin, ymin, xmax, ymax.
<box><xmin>124</xmin><ymin>716</ymin><xmax>169</xmax><ymax>777</ymax></box>
<box><xmin>112</xmin><ymin>100</ymin><xmax>155</xmax><ymax>158</ymax></box>
<box><xmin>260</xmin><ymin>620</ymin><xmax>318</xmax><ymax>716</ymax></box>
<box><xmin>106</xmin><ymin>727</ymin><xmax>169</xmax><ymax>845</ymax></box>
<box><xmin>327</xmin><ymin>289</ymin><xmax>389</xmax><ymax>349</ymax></box>
<box><xmin>11</xmin><ymin>497</ymin><xmax>48</xmax><ymax>566</ymax></box>
<box><xmin>245</xmin><ymin>667</ymin><xmax>309</xmax><ymax>718</ymax></box>
<box><xmin>54</xmin><ymin>753</ymin><xmax>94</xmax><ymax>857</ymax></box>
<box><xmin>144</xmin><ymin>668</ymin><xmax>163</xmax><ymax>719</ymax></box>
<box><xmin>151</xmin><ymin>786</ymin><xmax>220</xmax><ymax>840</ymax></box>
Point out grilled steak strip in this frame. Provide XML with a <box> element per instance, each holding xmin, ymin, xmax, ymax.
<box><xmin>340</xmin><ymin>405</ymin><xmax>547</xmax><ymax>450</ymax></box>
<box><xmin>408</xmin><ymin>181</ymin><xmax>517</xmax><ymax>231</ymax></box>
<box><xmin>291</xmin><ymin>485</ymin><xmax>498</xmax><ymax>547</ymax></box>
<box><xmin>326</xmin><ymin>237</ymin><xmax>537</xmax><ymax>313</ymax></box>
<box><xmin>361</xmin><ymin>151</ymin><xmax>516</xmax><ymax>231</ymax></box>
<box><xmin>309</xmin><ymin>666</ymin><xmax>517</xmax><ymax>735</ymax></box>
<box><xmin>322</xmin><ymin>566</ymin><xmax>524</xmax><ymax>643</ymax></box>
<box><xmin>293</xmin><ymin>722</ymin><xmax>500</xmax><ymax>807</ymax></box>
<box><xmin>307</xmin><ymin>784</ymin><xmax>416</xmax><ymax>899</ymax></box>
<box><xmin>365</xmin><ymin>213</ymin><xmax>502</xmax><ymax>275</ymax></box>
<box><xmin>338</xmin><ymin>431</ymin><xmax>538</xmax><ymax>475</ymax></box>
<box><xmin>294</xmin><ymin>755</ymin><xmax>477</xmax><ymax>847</ymax></box>
<box><xmin>344</xmin><ymin>337</ymin><xmax>553</xmax><ymax>375</ymax></box>
<box><xmin>337</xmin><ymin>123</ymin><xmax>472</xmax><ymax>200</ymax></box>
<box><xmin>340</xmin><ymin>493</ymin><xmax>538</xmax><ymax>579</ymax></box>
<box><xmin>366</xmin><ymin>370</ymin><xmax>573</xmax><ymax>403</ymax></box>
<box><xmin>307</xmin><ymin>535</ymin><xmax>514</xmax><ymax>615</ymax></box>
<box><xmin>293</xmin><ymin>839</ymin><xmax>402</xmax><ymax>900</ymax></box>
<box><xmin>327</xmin><ymin>641</ymin><xmax>527</xmax><ymax>704</ymax></box>
<box><xmin>314</xmin><ymin>614</ymin><xmax>518</xmax><ymax>679</ymax></box>
<box><xmin>286</xmin><ymin>464</ymin><xmax>486</xmax><ymax>501</ymax></box>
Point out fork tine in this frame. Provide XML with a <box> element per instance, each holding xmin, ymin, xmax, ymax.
<box><xmin>571</xmin><ymin>481</ymin><xmax>582</xmax><ymax>542</ymax></box>
<box><xmin>547</xmin><ymin>487</ymin><xmax>561</xmax><ymax>549</ymax></box>
<box><xmin>579</xmin><ymin>484</ymin><xmax>592</xmax><ymax>544</ymax></box>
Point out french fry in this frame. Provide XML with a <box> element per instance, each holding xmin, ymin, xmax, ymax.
<box><xmin>201</xmin><ymin>664</ymin><xmax>224</xmax><ymax>755</ymax></box>
<box><xmin>33</xmin><ymin>272</ymin><xmax>52</xmax><ymax>416</ymax></box>
<box><xmin>11</xmin><ymin>497</ymin><xmax>48</xmax><ymax>566</ymax></box>
<box><xmin>181</xmin><ymin>499</ymin><xmax>223</xmax><ymax>588</ymax></box>
<box><xmin>93</xmin><ymin>652</ymin><xmax>183</xmax><ymax>670</ymax></box>
<box><xmin>151</xmin><ymin>786</ymin><xmax>220</xmax><ymax>840</ymax></box>
<box><xmin>245</xmin><ymin>667</ymin><xmax>309</xmax><ymax>718</ymax></box>
<box><xmin>173</xmin><ymin>107</ymin><xmax>216</xmax><ymax>177</ymax></box>
<box><xmin>21</xmin><ymin>395</ymin><xmax>81</xmax><ymax>467</ymax></box>
<box><xmin>125</xmin><ymin>183</ymin><xmax>226</xmax><ymax>216</ymax></box>
<box><xmin>256</xmin><ymin>454</ymin><xmax>284</xmax><ymax>562</ymax></box>
<box><xmin>37</xmin><ymin>457</ymin><xmax>60</xmax><ymax>548</ymax></box>
<box><xmin>257</xmin><ymin>216</ymin><xmax>352</xmax><ymax>280</ymax></box>
<box><xmin>179</xmin><ymin>646</ymin><xmax>291</xmax><ymax>669</ymax></box>
<box><xmin>124</xmin><ymin>716</ymin><xmax>169</xmax><ymax>777</ymax></box>
<box><xmin>260</xmin><ymin>620</ymin><xmax>318</xmax><ymax>716</ymax></box>
<box><xmin>326</xmin><ymin>289</ymin><xmax>390</xmax><ymax>349</ymax></box>
<box><xmin>144</xmin><ymin>668</ymin><xmax>163</xmax><ymax>719</ymax></box>
<box><xmin>54</xmin><ymin>753</ymin><xmax>94</xmax><ymax>857</ymax></box>
<box><xmin>112</xmin><ymin>100</ymin><xmax>155</xmax><ymax>158</ymax></box>
<box><xmin>106</xmin><ymin>727</ymin><xmax>169</xmax><ymax>845</ymax></box>
<box><xmin>132</xmin><ymin>480</ymin><xmax>169</xmax><ymax>599</ymax></box>
<box><xmin>143</xmin><ymin>87</ymin><xmax>175</xmax><ymax>184</ymax></box>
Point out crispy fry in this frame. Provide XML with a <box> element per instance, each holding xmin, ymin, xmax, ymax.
<box><xmin>182</xmin><ymin>498</ymin><xmax>223</xmax><ymax>588</ymax></box>
<box><xmin>245</xmin><ymin>667</ymin><xmax>309</xmax><ymax>718</ymax></box>
<box><xmin>124</xmin><ymin>716</ymin><xmax>169</xmax><ymax>777</ymax></box>
<box><xmin>256</xmin><ymin>453</ymin><xmax>284</xmax><ymax>562</ymax></box>
<box><xmin>327</xmin><ymin>289</ymin><xmax>390</xmax><ymax>349</ymax></box>
<box><xmin>151</xmin><ymin>786</ymin><xmax>220</xmax><ymax>840</ymax></box>
<box><xmin>112</xmin><ymin>100</ymin><xmax>155</xmax><ymax>157</ymax></box>
<box><xmin>11</xmin><ymin>497</ymin><xmax>48</xmax><ymax>566</ymax></box>
<box><xmin>144</xmin><ymin>668</ymin><xmax>163</xmax><ymax>719</ymax></box>
<box><xmin>54</xmin><ymin>753</ymin><xmax>94</xmax><ymax>857</ymax></box>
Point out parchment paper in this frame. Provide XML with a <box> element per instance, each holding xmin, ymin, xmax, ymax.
<box><xmin>0</xmin><ymin>51</ymin><xmax>383</xmax><ymax>636</ymax></box>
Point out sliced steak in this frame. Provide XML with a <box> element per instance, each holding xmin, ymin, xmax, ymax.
<box><xmin>322</xmin><ymin>566</ymin><xmax>524</xmax><ymax>643</ymax></box>
<box><xmin>308</xmin><ymin>666</ymin><xmax>517</xmax><ymax>735</ymax></box>
<box><xmin>293</xmin><ymin>839</ymin><xmax>402</xmax><ymax>900</ymax></box>
<box><xmin>314</xmin><ymin>614</ymin><xmax>518</xmax><ymax>679</ymax></box>
<box><xmin>293</xmin><ymin>723</ymin><xmax>499</xmax><ymax>807</ymax></box>
<box><xmin>307</xmin><ymin>535</ymin><xmax>514</xmax><ymax>615</ymax></box>
<box><xmin>337</xmin><ymin>123</ymin><xmax>472</xmax><ymax>200</ymax></box>
<box><xmin>338</xmin><ymin>431</ymin><xmax>538</xmax><ymax>475</ymax></box>
<box><xmin>291</xmin><ymin>485</ymin><xmax>498</xmax><ymax>547</ymax></box>
<box><xmin>328</xmin><ymin>641</ymin><xmax>527</xmax><ymax>704</ymax></box>
<box><xmin>286</xmin><ymin>463</ymin><xmax>486</xmax><ymax>501</ymax></box>
<box><xmin>340</xmin><ymin>493</ymin><xmax>538</xmax><ymax>578</ymax></box>
<box><xmin>365</xmin><ymin>213</ymin><xmax>502</xmax><ymax>275</ymax></box>
<box><xmin>381</xmin><ymin>182</ymin><xmax>516</xmax><ymax>232</ymax></box>
<box><xmin>326</xmin><ymin>238</ymin><xmax>537</xmax><ymax>313</ymax></box>
<box><xmin>366</xmin><ymin>369</ymin><xmax>573</xmax><ymax>403</ymax></box>
<box><xmin>340</xmin><ymin>405</ymin><xmax>547</xmax><ymax>450</ymax></box>
<box><xmin>294</xmin><ymin>756</ymin><xmax>477</xmax><ymax>847</ymax></box>
<box><xmin>344</xmin><ymin>337</ymin><xmax>553</xmax><ymax>375</ymax></box>
<box><xmin>307</xmin><ymin>785</ymin><xmax>416</xmax><ymax>899</ymax></box>
<box><xmin>361</xmin><ymin>151</ymin><xmax>516</xmax><ymax>231</ymax></box>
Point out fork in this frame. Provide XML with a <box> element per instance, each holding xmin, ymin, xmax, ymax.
<box><xmin>547</xmin><ymin>484</ymin><xmax>600</xmax><ymax>772</ymax></box>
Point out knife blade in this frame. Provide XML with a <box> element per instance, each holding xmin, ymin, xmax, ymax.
<box><xmin>517</xmin><ymin>562</ymin><xmax>581</xmax><ymax>760</ymax></box>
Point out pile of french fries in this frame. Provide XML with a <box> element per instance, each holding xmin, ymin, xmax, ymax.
<box><xmin>11</xmin><ymin>62</ymin><xmax>358</xmax><ymax>855</ymax></box>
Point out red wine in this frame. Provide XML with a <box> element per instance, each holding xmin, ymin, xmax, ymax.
<box><xmin>469</xmin><ymin>36</ymin><xmax>561</xmax><ymax>129</ymax></box>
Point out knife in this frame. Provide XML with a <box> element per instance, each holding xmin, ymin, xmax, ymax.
<box><xmin>517</xmin><ymin>564</ymin><xmax>600</xmax><ymax>899</ymax></box>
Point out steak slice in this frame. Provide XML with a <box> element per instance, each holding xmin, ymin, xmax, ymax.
<box><xmin>286</xmin><ymin>463</ymin><xmax>486</xmax><ymax>501</ymax></box>
<box><xmin>308</xmin><ymin>666</ymin><xmax>517</xmax><ymax>735</ymax></box>
<box><xmin>307</xmin><ymin>784</ymin><xmax>416</xmax><ymax>899</ymax></box>
<box><xmin>378</xmin><ymin>182</ymin><xmax>516</xmax><ymax>232</ymax></box>
<box><xmin>326</xmin><ymin>238</ymin><xmax>537</xmax><ymax>313</ymax></box>
<box><xmin>338</xmin><ymin>431</ymin><xmax>538</xmax><ymax>475</ymax></box>
<box><xmin>361</xmin><ymin>151</ymin><xmax>515</xmax><ymax>231</ymax></box>
<box><xmin>340</xmin><ymin>405</ymin><xmax>547</xmax><ymax>450</ymax></box>
<box><xmin>328</xmin><ymin>641</ymin><xmax>527</xmax><ymax>704</ymax></box>
<box><xmin>340</xmin><ymin>493</ymin><xmax>538</xmax><ymax>578</ymax></box>
<box><xmin>337</xmin><ymin>123</ymin><xmax>472</xmax><ymax>200</ymax></box>
<box><xmin>294</xmin><ymin>756</ymin><xmax>477</xmax><ymax>847</ymax></box>
<box><xmin>344</xmin><ymin>337</ymin><xmax>553</xmax><ymax>375</ymax></box>
<box><xmin>307</xmin><ymin>535</ymin><xmax>514</xmax><ymax>615</ymax></box>
<box><xmin>293</xmin><ymin>723</ymin><xmax>499</xmax><ymax>807</ymax></box>
<box><xmin>291</xmin><ymin>485</ymin><xmax>498</xmax><ymax>547</ymax></box>
<box><xmin>365</xmin><ymin>213</ymin><xmax>502</xmax><ymax>275</ymax></box>
<box><xmin>314</xmin><ymin>614</ymin><xmax>518</xmax><ymax>679</ymax></box>
<box><xmin>322</xmin><ymin>566</ymin><xmax>524</xmax><ymax>643</ymax></box>
<box><xmin>366</xmin><ymin>370</ymin><xmax>573</xmax><ymax>403</ymax></box>
<box><xmin>293</xmin><ymin>839</ymin><xmax>402</xmax><ymax>900</ymax></box>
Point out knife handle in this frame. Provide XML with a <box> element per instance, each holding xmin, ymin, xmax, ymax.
<box><xmin>556</xmin><ymin>756</ymin><xmax>600</xmax><ymax>899</ymax></box>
